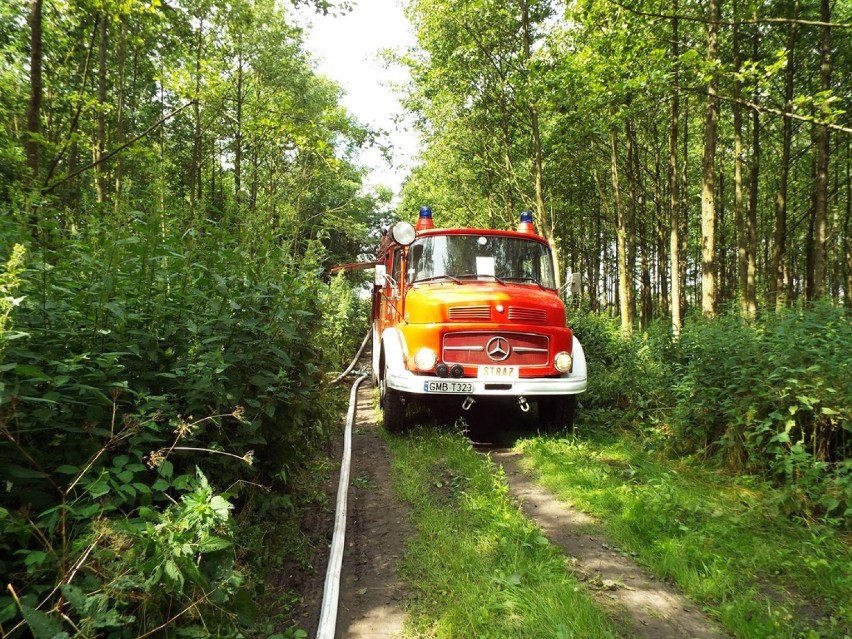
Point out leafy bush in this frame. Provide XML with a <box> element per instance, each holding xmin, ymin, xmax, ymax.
<box><xmin>317</xmin><ymin>272</ymin><xmax>370</xmax><ymax>371</ymax></box>
<box><xmin>670</xmin><ymin>305</ymin><xmax>851</xmax><ymax>521</ymax></box>
<box><xmin>572</xmin><ymin>304</ymin><xmax>851</xmax><ymax>526</ymax></box>
<box><xmin>569</xmin><ymin>310</ymin><xmax>670</xmax><ymax>416</ymax></box>
<box><xmin>0</xmin><ymin>221</ymin><xmax>349</xmax><ymax>636</ymax></box>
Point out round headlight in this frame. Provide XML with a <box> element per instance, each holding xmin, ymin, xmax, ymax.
<box><xmin>413</xmin><ymin>347</ymin><xmax>438</xmax><ymax>371</ymax></box>
<box><xmin>391</xmin><ymin>221</ymin><xmax>416</xmax><ymax>246</ymax></box>
<box><xmin>554</xmin><ymin>351</ymin><xmax>573</xmax><ymax>372</ymax></box>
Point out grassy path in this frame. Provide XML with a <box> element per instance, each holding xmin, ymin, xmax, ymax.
<box><xmin>384</xmin><ymin>416</ymin><xmax>851</xmax><ymax>638</ymax></box>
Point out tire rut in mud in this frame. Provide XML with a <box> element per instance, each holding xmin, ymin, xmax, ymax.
<box><xmin>491</xmin><ymin>449</ymin><xmax>731</xmax><ymax>639</ymax></box>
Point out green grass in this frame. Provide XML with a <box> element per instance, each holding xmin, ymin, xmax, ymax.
<box><xmin>386</xmin><ymin>424</ymin><xmax>619</xmax><ymax>639</ymax></box>
<box><xmin>516</xmin><ymin>416</ymin><xmax>852</xmax><ymax>639</ymax></box>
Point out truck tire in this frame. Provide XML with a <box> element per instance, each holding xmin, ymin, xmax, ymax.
<box><xmin>382</xmin><ymin>387</ymin><xmax>407</xmax><ymax>433</ymax></box>
<box><xmin>380</xmin><ymin>353</ymin><xmax>406</xmax><ymax>433</ymax></box>
<box><xmin>538</xmin><ymin>395</ymin><xmax>576</xmax><ymax>432</ymax></box>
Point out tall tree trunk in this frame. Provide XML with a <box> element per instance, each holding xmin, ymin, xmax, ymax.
<box><xmin>502</xmin><ymin>109</ymin><xmax>515</xmax><ymax>225</ymax></box>
<box><xmin>592</xmin><ymin>200</ymin><xmax>601</xmax><ymax>311</ymax></box>
<box><xmin>844</xmin><ymin>136</ymin><xmax>851</xmax><ymax>308</ymax></box>
<box><xmin>811</xmin><ymin>0</ymin><xmax>831</xmax><ymax>300</ymax></box>
<box><xmin>653</xmin><ymin>122</ymin><xmax>668</xmax><ymax>318</ymax></box>
<box><xmin>669</xmin><ymin>0</ymin><xmax>682</xmax><ymax>335</ymax></box>
<box><xmin>95</xmin><ymin>14</ymin><xmax>108</xmax><ymax>204</ymax></box>
<box><xmin>26</xmin><ymin>0</ymin><xmax>43</xmax><ymax>185</ymax></box>
<box><xmin>718</xmin><ymin>162</ymin><xmax>728</xmax><ymax>302</ymax></box>
<box><xmin>235</xmin><ymin>35</ymin><xmax>244</xmax><ymax>211</ymax></box>
<box><xmin>771</xmin><ymin>0</ymin><xmax>800</xmax><ymax>309</ymax></box>
<box><xmin>626</xmin><ymin>120</ymin><xmax>638</xmax><ymax>323</ymax></box>
<box><xmin>732</xmin><ymin>1</ymin><xmax>748</xmax><ymax>316</ymax></box>
<box><xmin>190</xmin><ymin>15</ymin><xmax>204</xmax><ymax>214</ymax></box>
<box><xmin>611</xmin><ymin>129</ymin><xmax>633</xmax><ymax>336</ymax></box>
<box><xmin>250</xmin><ymin>145</ymin><xmax>259</xmax><ymax>213</ymax></box>
<box><xmin>700</xmin><ymin>0</ymin><xmax>720</xmax><ymax>317</ymax></box>
<box><xmin>113</xmin><ymin>17</ymin><xmax>127</xmax><ymax>216</ymax></box>
<box><xmin>745</xmin><ymin>19</ymin><xmax>760</xmax><ymax>319</ymax></box>
<box><xmin>640</xmin><ymin>228</ymin><xmax>652</xmax><ymax>329</ymax></box>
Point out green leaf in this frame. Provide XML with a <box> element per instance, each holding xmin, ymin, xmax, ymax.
<box><xmin>60</xmin><ymin>584</ymin><xmax>88</xmax><ymax>614</ymax></box>
<box><xmin>209</xmin><ymin>495</ymin><xmax>233</xmax><ymax>520</ymax></box>
<box><xmin>164</xmin><ymin>559</ymin><xmax>183</xmax><ymax>587</ymax></box>
<box><xmin>233</xmin><ymin>589</ymin><xmax>258</xmax><ymax>626</ymax></box>
<box><xmin>23</xmin><ymin>550</ymin><xmax>47</xmax><ymax>567</ymax></box>
<box><xmin>21</xmin><ymin>606</ymin><xmax>64</xmax><ymax>639</ymax></box>
<box><xmin>133</xmin><ymin>482</ymin><xmax>152</xmax><ymax>494</ymax></box>
<box><xmin>820</xmin><ymin>496</ymin><xmax>840</xmax><ymax>513</ymax></box>
<box><xmin>14</xmin><ymin>364</ymin><xmax>47</xmax><ymax>378</ymax></box>
<box><xmin>5</xmin><ymin>464</ymin><xmax>48</xmax><ymax>479</ymax></box>
<box><xmin>86</xmin><ymin>479</ymin><xmax>110</xmax><ymax>498</ymax></box>
<box><xmin>198</xmin><ymin>535</ymin><xmax>232</xmax><ymax>553</ymax></box>
<box><xmin>55</xmin><ymin>465</ymin><xmax>79</xmax><ymax>475</ymax></box>
<box><xmin>76</xmin><ymin>503</ymin><xmax>102</xmax><ymax>518</ymax></box>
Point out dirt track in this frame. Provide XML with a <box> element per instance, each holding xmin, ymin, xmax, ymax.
<box><xmin>284</xmin><ymin>384</ymin><xmax>729</xmax><ymax>638</ymax></box>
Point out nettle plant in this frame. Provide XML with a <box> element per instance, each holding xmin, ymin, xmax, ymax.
<box><xmin>0</xmin><ymin>395</ymin><xmax>255</xmax><ymax>636</ymax></box>
<box><xmin>0</xmin><ymin>229</ymin><xmax>343</xmax><ymax>636</ymax></box>
<box><xmin>669</xmin><ymin>306</ymin><xmax>852</xmax><ymax>524</ymax></box>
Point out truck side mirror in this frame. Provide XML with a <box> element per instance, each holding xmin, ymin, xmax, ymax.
<box><xmin>375</xmin><ymin>264</ymin><xmax>387</xmax><ymax>287</ymax></box>
<box><xmin>562</xmin><ymin>269</ymin><xmax>581</xmax><ymax>299</ymax></box>
<box><xmin>570</xmin><ymin>272</ymin><xmax>581</xmax><ymax>295</ymax></box>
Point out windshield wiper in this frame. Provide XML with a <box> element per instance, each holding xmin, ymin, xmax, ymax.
<box><xmin>455</xmin><ymin>273</ymin><xmax>508</xmax><ymax>284</ymax></box>
<box><xmin>413</xmin><ymin>274</ymin><xmax>462</xmax><ymax>284</ymax></box>
<box><xmin>502</xmin><ymin>276</ymin><xmax>547</xmax><ymax>289</ymax></box>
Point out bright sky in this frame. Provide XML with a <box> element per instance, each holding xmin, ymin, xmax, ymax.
<box><xmin>294</xmin><ymin>0</ymin><xmax>420</xmax><ymax>199</ymax></box>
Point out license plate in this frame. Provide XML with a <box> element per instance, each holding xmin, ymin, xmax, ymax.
<box><xmin>477</xmin><ymin>366</ymin><xmax>518</xmax><ymax>380</ymax></box>
<box><xmin>423</xmin><ymin>381</ymin><xmax>474</xmax><ymax>393</ymax></box>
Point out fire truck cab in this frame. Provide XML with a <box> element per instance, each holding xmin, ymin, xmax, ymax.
<box><xmin>373</xmin><ymin>206</ymin><xmax>587</xmax><ymax>432</ymax></box>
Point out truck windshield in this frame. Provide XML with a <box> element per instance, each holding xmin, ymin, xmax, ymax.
<box><xmin>408</xmin><ymin>234</ymin><xmax>556</xmax><ymax>289</ymax></box>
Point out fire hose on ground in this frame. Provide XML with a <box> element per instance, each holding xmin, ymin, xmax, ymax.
<box><xmin>316</xmin><ymin>328</ymin><xmax>372</xmax><ymax>639</ymax></box>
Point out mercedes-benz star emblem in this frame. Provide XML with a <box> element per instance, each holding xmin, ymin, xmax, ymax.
<box><xmin>485</xmin><ymin>336</ymin><xmax>511</xmax><ymax>361</ymax></box>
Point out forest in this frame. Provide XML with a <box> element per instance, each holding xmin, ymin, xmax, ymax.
<box><xmin>0</xmin><ymin>0</ymin><xmax>850</xmax><ymax>636</ymax></box>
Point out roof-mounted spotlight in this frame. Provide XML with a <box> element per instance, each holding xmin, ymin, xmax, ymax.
<box><xmin>391</xmin><ymin>221</ymin><xmax>416</xmax><ymax>246</ymax></box>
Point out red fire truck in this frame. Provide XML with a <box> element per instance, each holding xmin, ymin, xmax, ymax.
<box><xmin>371</xmin><ymin>206</ymin><xmax>586</xmax><ymax>432</ymax></box>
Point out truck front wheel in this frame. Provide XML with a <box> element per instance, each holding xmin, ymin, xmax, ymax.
<box><xmin>538</xmin><ymin>395</ymin><xmax>576</xmax><ymax>432</ymax></box>
<box><xmin>382</xmin><ymin>387</ymin><xmax>407</xmax><ymax>433</ymax></box>
<box><xmin>380</xmin><ymin>354</ymin><xmax>407</xmax><ymax>433</ymax></box>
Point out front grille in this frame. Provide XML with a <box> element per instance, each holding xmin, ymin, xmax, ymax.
<box><xmin>448</xmin><ymin>305</ymin><xmax>491</xmax><ymax>321</ymax></box>
<box><xmin>443</xmin><ymin>332</ymin><xmax>549</xmax><ymax>367</ymax></box>
<box><xmin>508</xmin><ymin>307</ymin><xmax>547</xmax><ymax>323</ymax></box>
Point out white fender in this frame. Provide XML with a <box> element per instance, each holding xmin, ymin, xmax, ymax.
<box><xmin>371</xmin><ymin>322</ymin><xmax>381</xmax><ymax>383</ymax></box>
<box><xmin>380</xmin><ymin>327</ymin><xmax>408</xmax><ymax>377</ymax></box>
<box><xmin>571</xmin><ymin>335</ymin><xmax>587</xmax><ymax>380</ymax></box>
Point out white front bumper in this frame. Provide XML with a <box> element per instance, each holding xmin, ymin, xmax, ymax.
<box><xmin>386</xmin><ymin>369</ymin><xmax>586</xmax><ymax>397</ymax></box>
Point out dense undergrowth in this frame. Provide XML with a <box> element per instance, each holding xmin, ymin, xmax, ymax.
<box><xmin>570</xmin><ymin>304</ymin><xmax>852</xmax><ymax>526</ymax></box>
<box><xmin>0</xmin><ymin>221</ymin><xmax>367</xmax><ymax>638</ymax></box>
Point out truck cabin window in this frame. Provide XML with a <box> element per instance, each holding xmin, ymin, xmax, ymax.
<box><xmin>408</xmin><ymin>235</ymin><xmax>556</xmax><ymax>289</ymax></box>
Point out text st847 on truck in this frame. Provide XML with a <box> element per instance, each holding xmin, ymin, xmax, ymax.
<box><xmin>371</xmin><ymin>206</ymin><xmax>587</xmax><ymax>432</ymax></box>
